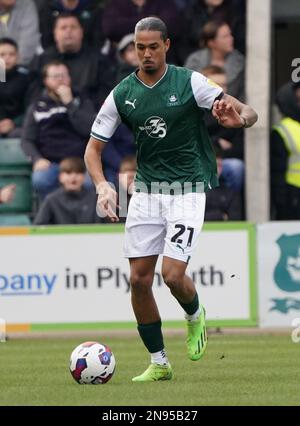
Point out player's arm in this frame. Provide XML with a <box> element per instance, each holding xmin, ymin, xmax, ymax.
<box><xmin>191</xmin><ymin>71</ymin><xmax>258</xmax><ymax>129</ymax></box>
<box><xmin>84</xmin><ymin>91</ymin><xmax>121</xmax><ymax>222</ymax></box>
<box><xmin>212</xmin><ymin>94</ymin><xmax>258</xmax><ymax>129</ymax></box>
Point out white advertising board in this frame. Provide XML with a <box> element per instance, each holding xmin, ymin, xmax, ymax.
<box><xmin>0</xmin><ymin>225</ymin><xmax>255</xmax><ymax>326</ymax></box>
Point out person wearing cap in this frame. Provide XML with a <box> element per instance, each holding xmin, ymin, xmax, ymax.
<box><xmin>116</xmin><ymin>33</ymin><xmax>139</xmax><ymax>83</ymax></box>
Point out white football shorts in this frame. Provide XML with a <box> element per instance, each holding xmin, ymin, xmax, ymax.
<box><xmin>124</xmin><ymin>192</ymin><xmax>206</xmax><ymax>263</ymax></box>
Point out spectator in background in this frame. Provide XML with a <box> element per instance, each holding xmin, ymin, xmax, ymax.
<box><xmin>29</xmin><ymin>13</ymin><xmax>114</xmax><ymax>106</ymax></box>
<box><xmin>34</xmin><ymin>157</ymin><xmax>102</xmax><ymax>225</ymax></box>
<box><xmin>202</xmin><ymin>65</ymin><xmax>244</xmax><ymax>191</ymax></box>
<box><xmin>102</xmin><ymin>0</ymin><xmax>183</xmax><ymax>64</ymax></box>
<box><xmin>185</xmin><ymin>20</ymin><xmax>244</xmax><ymax>99</ymax></box>
<box><xmin>35</xmin><ymin>0</ymin><xmax>105</xmax><ymax>51</ymax></box>
<box><xmin>115</xmin><ymin>33</ymin><xmax>139</xmax><ymax>83</ymax></box>
<box><xmin>205</xmin><ymin>148</ymin><xmax>242</xmax><ymax>221</ymax></box>
<box><xmin>0</xmin><ymin>183</ymin><xmax>16</xmax><ymax>204</ymax></box>
<box><xmin>102</xmin><ymin>123</ymin><xmax>136</xmax><ymax>187</ymax></box>
<box><xmin>184</xmin><ymin>0</ymin><xmax>246</xmax><ymax>55</ymax></box>
<box><xmin>0</xmin><ymin>38</ymin><xmax>30</xmax><ymax>137</ymax></box>
<box><xmin>117</xmin><ymin>154</ymin><xmax>137</xmax><ymax>223</ymax></box>
<box><xmin>21</xmin><ymin>60</ymin><xmax>96</xmax><ymax>200</ymax></box>
<box><xmin>271</xmin><ymin>82</ymin><xmax>300</xmax><ymax>220</ymax></box>
<box><xmin>0</xmin><ymin>0</ymin><xmax>40</xmax><ymax>65</ymax></box>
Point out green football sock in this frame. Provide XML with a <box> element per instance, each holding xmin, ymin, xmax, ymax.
<box><xmin>137</xmin><ymin>320</ymin><xmax>164</xmax><ymax>353</ymax></box>
<box><xmin>177</xmin><ymin>292</ymin><xmax>200</xmax><ymax>316</ymax></box>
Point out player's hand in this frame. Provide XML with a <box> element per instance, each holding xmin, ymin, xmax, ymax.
<box><xmin>212</xmin><ymin>99</ymin><xmax>244</xmax><ymax>128</ymax></box>
<box><xmin>96</xmin><ymin>182</ymin><xmax>119</xmax><ymax>223</ymax></box>
<box><xmin>0</xmin><ymin>184</ymin><xmax>16</xmax><ymax>203</ymax></box>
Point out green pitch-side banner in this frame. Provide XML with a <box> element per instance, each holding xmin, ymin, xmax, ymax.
<box><xmin>0</xmin><ymin>223</ymin><xmax>257</xmax><ymax>330</ymax></box>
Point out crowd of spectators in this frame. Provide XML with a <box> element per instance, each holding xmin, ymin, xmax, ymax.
<box><xmin>0</xmin><ymin>0</ymin><xmax>252</xmax><ymax>225</ymax></box>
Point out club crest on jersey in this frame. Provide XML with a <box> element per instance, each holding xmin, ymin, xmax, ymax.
<box><xmin>167</xmin><ymin>94</ymin><xmax>180</xmax><ymax>106</ymax></box>
<box><xmin>139</xmin><ymin>116</ymin><xmax>167</xmax><ymax>139</ymax></box>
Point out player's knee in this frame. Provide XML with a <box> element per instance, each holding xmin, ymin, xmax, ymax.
<box><xmin>130</xmin><ymin>273</ymin><xmax>153</xmax><ymax>292</ymax></box>
<box><xmin>162</xmin><ymin>271</ymin><xmax>184</xmax><ymax>291</ymax></box>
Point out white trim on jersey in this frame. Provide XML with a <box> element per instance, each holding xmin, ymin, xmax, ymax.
<box><xmin>191</xmin><ymin>71</ymin><xmax>223</xmax><ymax>110</ymax></box>
<box><xmin>134</xmin><ymin>65</ymin><xmax>169</xmax><ymax>89</ymax></box>
<box><xmin>91</xmin><ymin>90</ymin><xmax>121</xmax><ymax>142</ymax></box>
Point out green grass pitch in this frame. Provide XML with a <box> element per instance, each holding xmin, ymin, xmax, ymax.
<box><xmin>0</xmin><ymin>333</ymin><xmax>299</xmax><ymax>406</ymax></box>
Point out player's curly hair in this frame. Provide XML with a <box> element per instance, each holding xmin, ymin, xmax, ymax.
<box><xmin>135</xmin><ymin>17</ymin><xmax>168</xmax><ymax>41</ymax></box>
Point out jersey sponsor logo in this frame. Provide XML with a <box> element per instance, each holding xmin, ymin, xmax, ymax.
<box><xmin>125</xmin><ymin>99</ymin><xmax>137</xmax><ymax>109</ymax></box>
<box><xmin>139</xmin><ymin>116</ymin><xmax>167</xmax><ymax>139</ymax></box>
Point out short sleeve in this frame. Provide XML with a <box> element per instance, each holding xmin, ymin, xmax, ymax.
<box><xmin>90</xmin><ymin>90</ymin><xmax>121</xmax><ymax>142</ymax></box>
<box><xmin>191</xmin><ymin>71</ymin><xmax>223</xmax><ymax>110</ymax></box>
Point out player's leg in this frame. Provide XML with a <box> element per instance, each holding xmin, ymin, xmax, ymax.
<box><xmin>124</xmin><ymin>192</ymin><xmax>172</xmax><ymax>381</ymax></box>
<box><xmin>129</xmin><ymin>256</ymin><xmax>172</xmax><ymax>382</ymax></box>
<box><xmin>162</xmin><ymin>257</ymin><xmax>207</xmax><ymax>361</ymax></box>
<box><xmin>162</xmin><ymin>192</ymin><xmax>207</xmax><ymax>361</ymax></box>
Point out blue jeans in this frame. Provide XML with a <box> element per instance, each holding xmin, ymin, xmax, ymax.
<box><xmin>32</xmin><ymin>162</ymin><xmax>94</xmax><ymax>200</ymax></box>
<box><xmin>221</xmin><ymin>159</ymin><xmax>245</xmax><ymax>191</ymax></box>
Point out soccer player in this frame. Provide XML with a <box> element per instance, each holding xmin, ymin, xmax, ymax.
<box><xmin>84</xmin><ymin>17</ymin><xmax>258</xmax><ymax>382</ymax></box>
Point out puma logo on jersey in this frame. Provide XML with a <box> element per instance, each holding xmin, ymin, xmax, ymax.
<box><xmin>125</xmin><ymin>99</ymin><xmax>137</xmax><ymax>109</ymax></box>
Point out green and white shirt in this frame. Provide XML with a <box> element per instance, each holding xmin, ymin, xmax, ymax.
<box><xmin>91</xmin><ymin>65</ymin><xmax>223</xmax><ymax>192</ymax></box>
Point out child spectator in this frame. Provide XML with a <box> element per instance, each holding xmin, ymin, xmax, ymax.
<box><xmin>33</xmin><ymin>157</ymin><xmax>102</xmax><ymax>224</ymax></box>
<box><xmin>0</xmin><ymin>37</ymin><xmax>30</xmax><ymax>137</ymax></box>
<box><xmin>115</xmin><ymin>33</ymin><xmax>138</xmax><ymax>83</ymax></box>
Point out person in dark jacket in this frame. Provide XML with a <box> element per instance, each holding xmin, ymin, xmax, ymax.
<box><xmin>29</xmin><ymin>12</ymin><xmax>115</xmax><ymax>106</ymax></box>
<box><xmin>0</xmin><ymin>37</ymin><xmax>30</xmax><ymax>137</ymax></box>
<box><xmin>34</xmin><ymin>157</ymin><xmax>102</xmax><ymax>224</ymax></box>
<box><xmin>102</xmin><ymin>123</ymin><xmax>136</xmax><ymax>187</ymax></box>
<box><xmin>35</xmin><ymin>0</ymin><xmax>105</xmax><ymax>50</ymax></box>
<box><xmin>184</xmin><ymin>0</ymin><xmax>246</xmax><ymax>55</ymax></box>
<box><xmin>205</xmin><ymin>151</ymin><xmax>242</xmax><ymax>221</ymax></box>
<box><xmin>21</xmin><ymin>60</ymin><xmax>96</xmax><ymax>200</ymax></box>
<box><xmin>101</xmin><ymin>0</ymin><xmax>183</xmax><ymax>64</ymax></box>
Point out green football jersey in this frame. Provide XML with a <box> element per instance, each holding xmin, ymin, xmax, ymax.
<box><xmin>91</xmin><ymin>65</ymin><xmax>223</xmax><ymax>192</ymax></box>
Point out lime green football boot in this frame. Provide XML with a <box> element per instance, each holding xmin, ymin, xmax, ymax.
<box><xmin>132</xmin><ymin>363</ymin><xmax>173</xmax><ymax>382</ymax></box>
<box><xmin>186</xmin><ymin>306</ymin><xmax>208</xmax><ymax>361</ymax></box>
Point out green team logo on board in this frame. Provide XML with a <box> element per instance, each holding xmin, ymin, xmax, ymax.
<box><xmin>139</xmin><ymin>116</ymin><xmax>167</xmax><ymax>139</ymax></box>
<box><xmin>271</xmin><ymin>234</ymin><xmax>300</xmax><ymax>313</ymax></box>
